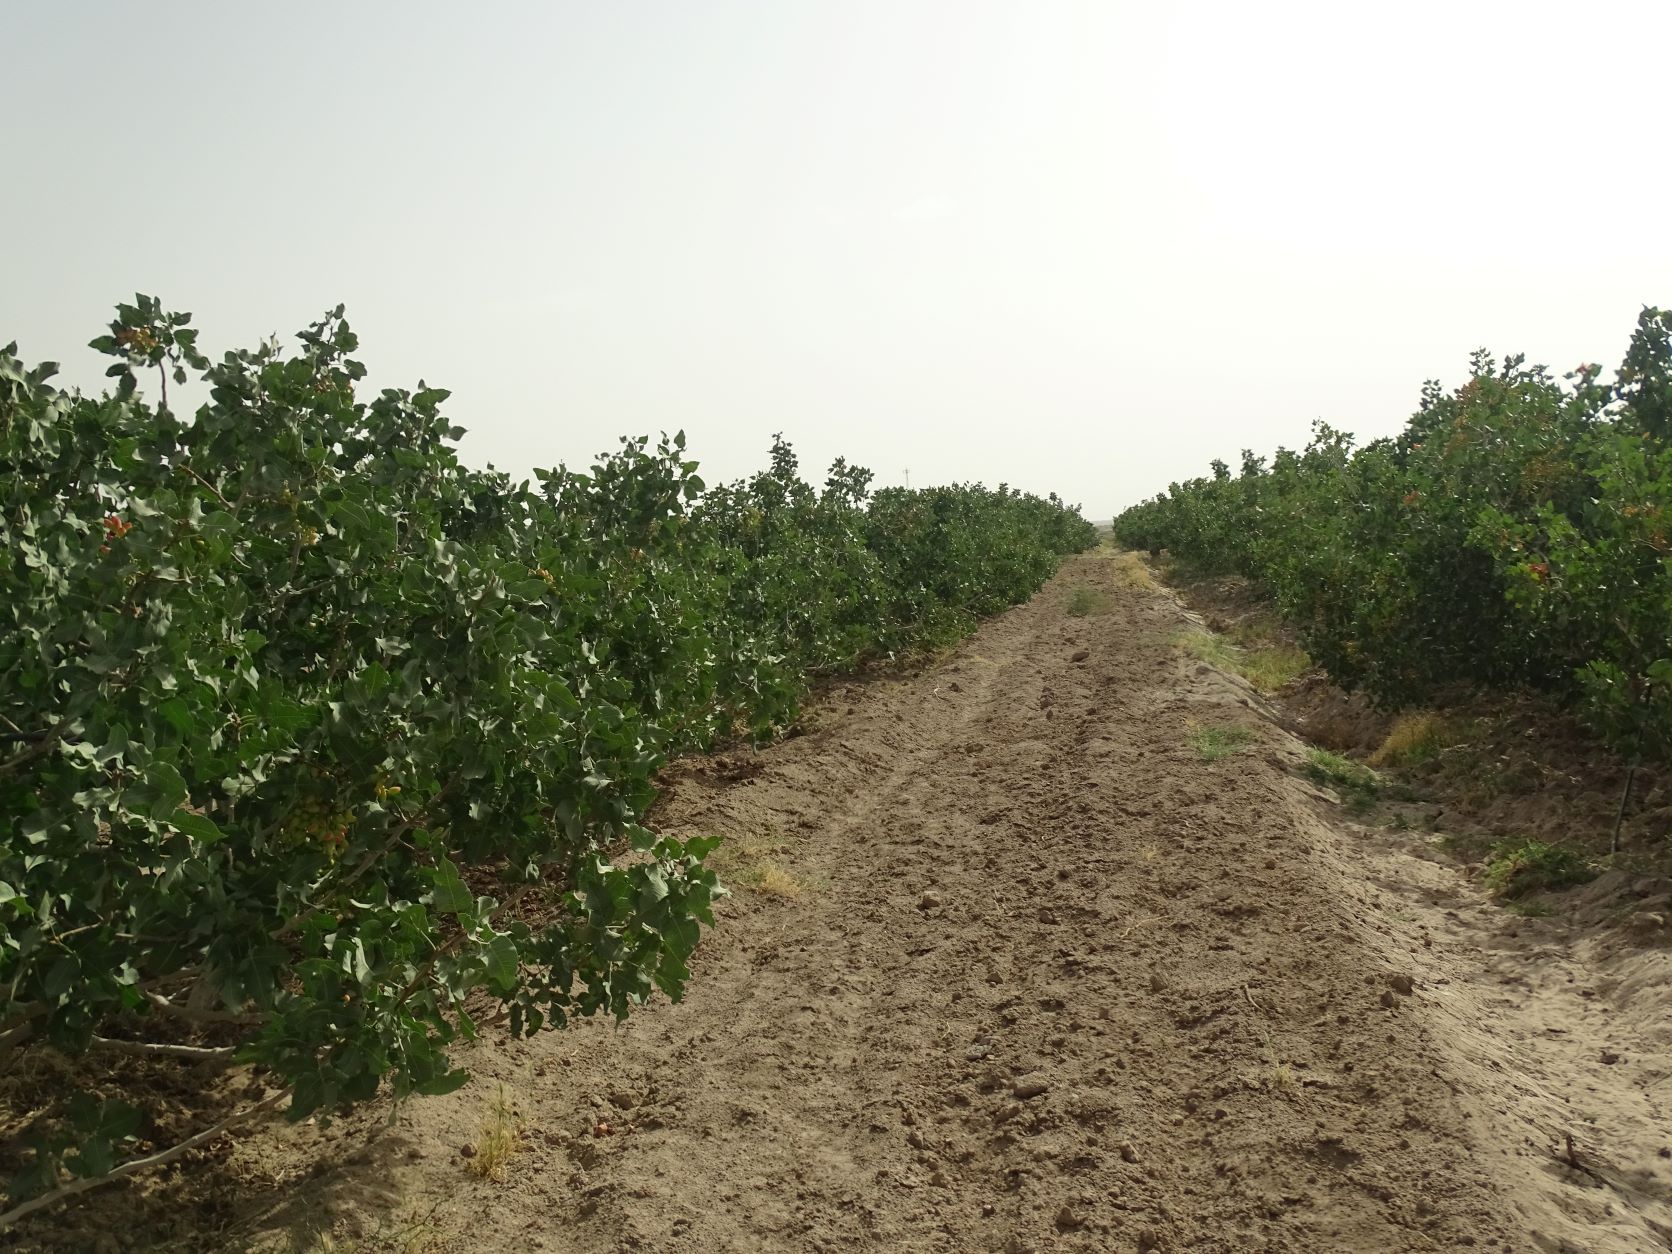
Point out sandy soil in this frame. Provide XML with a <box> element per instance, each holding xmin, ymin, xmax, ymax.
<box><xmin>16</xmin><ymin>552</ymin><xmax>1672</xmax><ymax>1252</ymax></box>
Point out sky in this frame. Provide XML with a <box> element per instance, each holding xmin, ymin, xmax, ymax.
<box><xmin>6</xmin><ymin>1</ymin><xmax>1671</xmax><ymax>520</ymax></box>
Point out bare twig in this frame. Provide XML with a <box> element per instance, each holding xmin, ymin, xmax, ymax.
<box><xmin>89</xmin><ymin>1036</ymin><xmax>238</xmax><ymax>1062</ymax></box>
<box><xmin>1560</xmin><ymin>1131</ymin><xmax>1609</xmax><ymax>1186</ymax></box>
<box><xmin>1611</xmin><ymin>761</ymin><xmax>1638</xmax><ymax>855</ymax></box>
<box><xmin>175</xmin><ymin>463</ymin><xmax>234</xmax><ymax>513</ymax></box>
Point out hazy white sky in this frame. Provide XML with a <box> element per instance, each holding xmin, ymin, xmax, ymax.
<box><xmin>6</xmin><ymin>1</ymin><xmax>1671</xmax><ymax>518</ymax></box>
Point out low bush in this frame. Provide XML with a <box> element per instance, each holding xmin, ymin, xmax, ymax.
<box><xmin>1481</xmin><ymin>838</ymin><xmax>1595</xmax><ymax>899</ymax></box>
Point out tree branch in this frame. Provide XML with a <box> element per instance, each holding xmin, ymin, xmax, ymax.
<box><xmin>142</xmin><ymin>990</ymin><xmax>264</xmax><ymax>1027</ymax></box>
<box><xmin>0</xmin><ymin>1000</ymin><xmax>49</xmax><ymax>1038</ymax></box>
<box><xmin>0</xmin><ymin>1020</ymin><xmax>37</xmax><ymax>1055</ymax></box>
<box><xmin>0</xmin><ymin>1090</ymin><xmax>289</xmax><ymax>1231</ymax></box>
<box><xmin>0</xmin><ymin>718</ymin><xmax>69</xmax><ymax>778</ymax></box>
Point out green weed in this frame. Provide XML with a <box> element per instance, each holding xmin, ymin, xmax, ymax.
<box><xmin>1304</xmin><ymin>749</ymin><xmax>1381</xmax><ymax>812</ymax></box>
<box><xmin>1066</xmin><ymin>585</ymin><xmax>1108</xmax><ymax>616</ymax></box>
<box><xmin>1481</xmin><ymin>838</ymin><xmax>1595</xmax><ymax>899</ymax></box>
<box><xmin>1190</xmin><ymin>724</ymin><xmax>1259</xmax><ymax>762</ymax></box>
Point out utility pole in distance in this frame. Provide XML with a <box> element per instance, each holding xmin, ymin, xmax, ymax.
<box><xmin>903</xmin><ymin>467</ymin><xmax>910</xmax><ymax>490</ymax></box>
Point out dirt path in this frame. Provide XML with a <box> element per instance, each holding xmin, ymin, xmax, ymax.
<box><xmin>202</xmin><ymin>554</ymin><xmax>1672</xmax><ymax>1252</ymax></box>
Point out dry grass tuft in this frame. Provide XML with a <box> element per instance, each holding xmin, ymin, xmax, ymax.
<box><xmin>709</xmin><ymin>825</ymin><xmax>807</xmax><ymax>898</ymax></box>
<box><xmin>297</xmin><ymin>1214</ymin><xmax>444</xmax><ymax>1254</ymax></box>
<box><xmin>1106</xmin><ymin>551</ymin><xmax>1157</xmax><ymax>590</ymax></box>
<box><xmin>464</xmin><ymin>1083</ymin><xmax>521</xmax><ymax>1182</ymax></box>
<box><xmin>753</xmin><ymin>863</ymin><xmax>805</xmax><ymax>898</ymax></box>
<box><xmin>1370</xmin><ymin>711</ymin><xmax>1455</xmax><ymax>767</ymax></box>
<box><xmin>279</xmin><ymin>1197</ymin><xmax>451</xmax><ymax>1254</ymax></box>
<box><xmin>1176</xmin><ymin>628</ymin><xmax>1308</xmax><ymax>694</ymax></box>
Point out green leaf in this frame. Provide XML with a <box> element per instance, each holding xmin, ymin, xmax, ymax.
<box><xmin>429</xmin><ymin>860</ymin><xmax>471</xmax><ymax>915</ymax></box>
<box><xmin>415</xmin><ymin>1069</ymin><xmax>471</xmax><ymax>1097</ymax></box>
<box><xmin>482</xmin><ymin>934</ymin><xmax>519</xmax><ymax>992</ymax></box>
<box><xmin>347</xmin><ymin>938</ymin><xmax>371</xmax><ymax>984</ymax></box>
<box><xmin>71</xmin><ymin>1138</ymin><xmax>117</xmax><ymax>1178</ymax></box>
<box><xmin>94</xmin><ymin>725</ymin><xmax>129</xmax><ymax>765</ymax></box>
<box><xmin>145</xmin><ymin>762</ymin><xmax>189</xmax><ymax>818</ymax></box>
<box><xmin>637</xmin><ymin>864</ymin><xmax>669</xmax><ymax>906</ymax></box>
<box><xmin>167</xmin><ymin>810</ymin><xmax>225</xmax><ymax>842</ymax></box>
<box><xmin>156</xmin><ymin>697</ymin><xmax>195</xmax><ymax>736</ymax></box>
<box><xmin>331</xmin><ymin>499</ymin><xmax>371</xmax><ymax>533</ymax></box>
<box><xmin>289</xmin><ymin>1072</ymin><xmax>328</xmax><ymax>1122</ymax></box>
<box><xmin>100</xmin><ymin>1102</ymin><xmax>141</xmax><ymax>1139</ymax></box>
<box><xmin>44</xmin><ymin>954</ymin><xmax>81</xmax><ymax>1000</ymax></box>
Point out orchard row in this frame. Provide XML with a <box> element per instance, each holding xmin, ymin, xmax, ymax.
<box><xmin>0</xmin><ymin>298</ymin><xmax>1096</xmax><ymax>1214</ymax></box>
<box><xmin>1117</xmin><ymin>307</ymin><xmax>1672</xmax><ymax>762</ymax></box>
